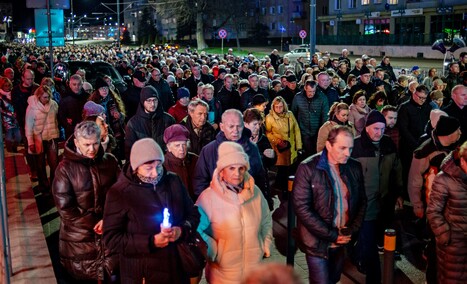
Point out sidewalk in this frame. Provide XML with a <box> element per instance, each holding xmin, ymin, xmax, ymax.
<box><xmin>4</xmin><ymin>150</ymin><xmax>55</xmax><ymax>283</ymax></box>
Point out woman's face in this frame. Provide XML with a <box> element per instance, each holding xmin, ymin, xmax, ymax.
<box><xmin>98</xmin><ymin>86</ymin><xmax>109</xmax><ymax>98</ymax></box>
<box><xmin>335</xmin><ymin>109</ymin><xmax>349</xmax><ymax>123</ymax></box>
<box><xmin>95</xmin><ymin>116</ymin><xmax>108</xmax><ymax>140</ymax></box>
<box><xmin>220</xmin><ymin>164</ymin><xmax>246</xmax><ymax>186</ymax></box>
<box><xmin>167</xmin><ymin>141</ymin><xmax>188</xmax><ymax>159</ymax></box>
<box><xmin>273</xmin><ymin>102</ymin><xmax>284</xmax><ymax>114</ymax></box>
<box><xmin>377</xmin><ymin>99</ymin><xmax>385</xmax><ymax>106</ymax></box>
<box><xmin>136</xmin><ymin>160</ymin><xmax>163</xmax><ymax>180</ymax></box>
<box><xmin>244</xmin><ymin>120</ymin><xmax>261</xmax><ymax>137</ymax></box>
<box><xmin>38</xmin><ymin>92</ymin><xmax>51</xmax><ymax>105</ymax></box>
<box><xmin>255</xmin><ymin>102</ymin><xmax>268</xmax><ymax>113</ymax></box>
<box><xmin>356</xmin><ymin>96</ymin><xmax>367</xmax><ymax>108</ymax></box>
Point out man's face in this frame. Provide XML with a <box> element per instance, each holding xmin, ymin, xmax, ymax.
<box><xmin>151</xmin><ymin>70</ymin><xmax>161</xmax><ymax>82</ymax></box>
<box><xmin>287</xmin><ymin>81</ymin><xmax>297</xmax><ymax>90</ymax></box>
<box><xmin>259</xmin><ymin>79</ymin><xmax>268</xmax><ymax>89</ymax></box>
<box><xmin>220</xmin><ymin>113</ymin><xmax>244</xmax><ymax>141</ymax></box>
<box><xmin>384</xmin><ymin>111</ymin><xmax>398</xmax><ymax>128</ymax></box>
<box><xmin>191</xmin><ymin>66</ymin><xmax>200</xmax><ymax>77</ymax></box>
<box><xmin>22</xmin><ymin>71</ymin><xmax>35</xmax><ymax>88</ymax></box>
<box><xmin>383</xmin><ymin>57</ymin><xmax>390</xmax><ymax>65</ymax></box>
<box><xmin>325</xmin><ymin>132</ymin><xmax>354</xmax><ymax>165</ymax></box>
<box><xmin>412</xmin><ymin>90</ymin><xmax>427</xmax><ymax>106</ymax></box>
<box><xmin>190</xmin><ymin>105</ymin><xmax>208</xmax><ymax>128</ymax></box>
<box><xmin>224</xmin><ymin>77</ymin><xmax>233</xmax><ymax>90</ymax></box>
<box><xmin>249</xmin><ymin>76</ymin><xmax>259</xmax><ymax>89</ymax></box>
<box><xmin>361</xmin><ymin>73</ymin><xmax>371</xmax><ymax>84</ymax></box>
<box><xmin>69</xmin><ymin>78</ymin><xmax>83</xmax><ymax>94</ymax></box>
<box><xmin>144</xmin><ymin>97</ymin><xmax>158</xmax><ymax>113</ymax></box>
<box><xmin>37</xmin><ymin>66</ymin><xmax>46</xmax><ymax>74</ymax></box>
<box><xmin>451</xmin><ymin>86</ymin><xmax>467</xmax><ymax>108</ymax></box>
<box><xmin>442</xmin><ymin>128</ymin><xmax>462</xmax><ymax>146</ymax></box>
<box><xmin>74</xmin><ymin>135</ymin><xmax>100</xmax><ymax>159</ymax></box>
<box><xmin>375</xmin><ymin>71</ymin><xmax>385</xmax><ymax>80</ymax></box>
<box><xmin>450</xmin><ymin>63</ymin><xmax>459</xmax><ymax>74</ymax></box>
<box><xmin>4</xmin><ymin>69</ymin><xmax>14</xmax><ymax>80</ymax></box>
<box><xmin>355</xmin><ymin>60</ymin><xmax>363</xmax><ymax>69</ymax></box>
<box><xmin>305</xmin><ymin>85</ymin><xmax>316</xmax><ymax>99</ymax></box>
<box><xmin>339</xmin><ymin>64</ymin><xmax>347</xmax><ymax>73</ymax></box>
<box><xmin>318</xmin><ymin>74</ymin><xmax>331</xmax><ymax>89</ymax></box>
<box><xmin>366</xmin><ymin>122</ymin><xmax>386</xmax><ymax>142</ymax></box>
<box><xmin>202</xmin><ymin>66</ymin><xmax>209</xmax><ymax>75</ymax></box>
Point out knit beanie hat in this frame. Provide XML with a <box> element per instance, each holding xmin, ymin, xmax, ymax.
<box><xmin>177</xmin><ymin>87</ymin><xmax>190</xmax><ymax>100</ymax></box>
<box><xmin>252</xmin><ymin>94</ymin><xmax>267</xmax><ymax>106</ymax></box>
<box><xmin>140</xmin><ymin>85</ymin><xmax>159</xmax><ymax>102</ymax></box>
<box><xmin>360</xmin><ymin>65</ymin><xmax>371</xmax><ymax>75</ymax></box>
<box><xmin>163</xmin><ymin>124</ymin><xmax>190</xmax><ymax>144</ymax></box>
<box><xmin>429</xmin><ymin>109</ymin><xmax>447</xmax><ymax>129</ymax></box>
<box><xmin>365</xmin><ymin>110</ymin><xmax>386</xmax><ymax>126</ymax></box>
<box><xmin>130</xmin><ymin>138</ymin><xmax>164</xmax><ymax>171</ymax></box>
<box><xmin>133</xmin><ymin>70</ymin><xmax>146</xmax><ymax>82</ymax></box>
<box><xmin>216</xmin><ymin>142</ymin><xmax>250</xmax><ymax>171</ymax></box>
<box><xmin>95</xmin><ymin>77</ymin><xmax>109</xmax><ymax>90</ymax></box>
<box><xmin>434</xmin><ymin>116</ymin><xmax>460</xmax><ymax>137</ymax></box>
<box><xmin>83</xmin><ymin>101</ymin><xmax>105</xmax><ymax>118</ymax></box>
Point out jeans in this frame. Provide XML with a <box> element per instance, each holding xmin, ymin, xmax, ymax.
<box><xmin>5</xmin><ymin>127</ymin><xmax>21</xmax><ymax>151</ymax></box>
<box><xmin>355</xmin><ymin>220</ymin><xmax>381</xmax><ymax>284</ymax></box>
<box><xmin>306</xmin><ymin>246</ymin><xmax>345</xmax><ymax>284</ymax></box>
<box><xmin>36</xmin><ymin>139</ymin><xmax>59</xmax><ymax>187</ymax></box>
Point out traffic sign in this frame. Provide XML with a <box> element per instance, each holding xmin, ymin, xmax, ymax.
<box><xmin>34</xmin><ymin>9</ymin><xmax>65</xmax><ymax>47</ymax></box>
<box><xmin>218</xmin><ymin>29</ymin><xmax>227</xmax><ymax>39</ymax></box>
<box><xmin>299</xmin><ymin>30</ymin><xmax>307</xmax><ymax>39</ymax></box>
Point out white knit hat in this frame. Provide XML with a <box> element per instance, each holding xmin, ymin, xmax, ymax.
<box><xmin>130</xmin><ymin>138</ymin><xmax>164</xmax><ymax>170</ymax></box>
<box><xmin>216</xmin><ymin>142</ymin><xmax>250</xmax><ymax>171</ymax></box>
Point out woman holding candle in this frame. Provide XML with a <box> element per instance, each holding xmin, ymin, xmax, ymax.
<box><xmin>196</xmin><ymin>141</ymin><xmax>273</xmax><ymax>284</ymax></box>
<box><xmin>103</xmin><ymin>138</ymin><xmax>200</xmax><ymax>284</ymax></box>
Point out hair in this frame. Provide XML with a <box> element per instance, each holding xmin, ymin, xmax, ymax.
<box><xmin>248</xmin><ymin>74</ymin><xmax>258</xmax><ymax>81</ymax></box>
<box><xmin>0</xmin><ymin>77</ymin><xmax>12</xmax><ymax>90</ymax></box>
<box><xmin>328</xmin><ymin>102</ymin><xmax>349</xmax><ymax>118</ymax></box>
<box><xmin>224</xmin><ymin>74</ymin><xmax>234</xmax><ymax>80</ymax></box>
<box><xmin>243</xmin><ymin>108</ymin><xmax>263</xmax><ymax>123</ymax></box>
<box><xmin>346</xmin><ymin>74</ymin><xmax>357</xmax><ymax>84</ymax></box>
<box><xmin>187</xmin><ymin>98</ymin><xmax>209</xmax><ymax>113</ymax></box>
<box><xmin>327</xmin><ymin>125</ymin><xmax>354</xmax><ymax>146</ymax></box>
<box><xmin>271</xmin><ymin>96</ymin><xmax>288</xmax><ymax>114</ymax></box>
<box><xmin>367</xmin><ymin>91</ymin><xmax>387</xmax><ymax>108</ymax></box>
<box><xmin>304</xmin><ymin>79</ymin><xmax>317</xmax><ymax>89</ymax></box>
<box><xmin>428</xmin><ymin>68</ymin><xmax>437</xmax><ymax>77</ymax></box>
<box><xmin>317</xmin><ymin>72</ymin><xmax>329</xmax><ymax>80</ymax></box>
<box><xmin>397</xmin><ymin>75</ymin><xmax>408</xmax><ymax>83</ymax></box>
<box><xmin>70</xmin><ymin>73</ymin><xmax>83</xmax><ymax>82</ymax></box>
<box><xmin>415</xmin><ymin>84</ymin><xmax>428</xmax><ymax>95</ymax></box>
<box><xmin>40</xmin><ymin>77</ymin><xmax>55</xmax><ymax>87</ymax></box>
<box><xmin>34</xmin><ymin>85</ymin><xmax>52</xmax><ymax>99</ymax></box>
<box><xmin>352</xmin><ymin>90</ymin><xmax>367</xmax><ymax>104</ymax></box>
<box><xmin>381</xmin><ymin>105</ymin><xmax>397</xmax><ymax>116</ymax></box>
<box><xmin>74</xmin><ymin>120</ymin><xmax>101</xmax><ymax>140</ymax></box>
<box><xmin>221</xmin><ymin>109</ymin><xmax>243</xmax><ymax>124</ymax></box>
<box><xmin>22</xmin><ymin>68</ymin><xmax>34</xmax><ymax>78</ymax></box>
<box><xmin>202</xmin><ymin>84</ymin><xmax>214</xmax><ymax>94</ymax></box>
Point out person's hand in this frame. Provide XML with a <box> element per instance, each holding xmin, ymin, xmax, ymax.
<box><xmin>94</xmin><ymin>220</ymin><xmax>103</xmax><ymax>235</ymax></box>
<box><xmin>263</xmin><ymin>148</ymin><xmax>275</xmax><ymax>159</ymax></box>
<box><xmin>154</xmin><ymin>232</ymin><xmax>170</xmax><ymax>248</ymax></box>
<box><xmin>66</xmin><ymin>118</ymin><xmax>72</xmax><ymax>125</ymax></box>
<box><xmin>167</xmin><ymin>226</ymin><xmax>182</xmax><ymax>242</ymax></box>
<box><xmin>212</xmin><ymin>123</ymin><xmax>219</xmax><ymax>130</ymax></box>
<box><xmin>29</xmin><ymin>145</ymin><xmax>36</xmax><ymax>154</ymax></box>
<box><xmin>336</xmin><ymin>235</ymin><xmax>351</xmax><ymax>245</ymax></box>
<box><xmin>395</xmin><ymin>197</ymin><xmax>404</xmax><ymax>210</ymax></box>
<box><xmin>413</xmin><ymin>206</ymin><xmax>424</xmax><ymax>219</ymax></box>
<box><xmin>112</xmin><ymin>111</ymin><xmax>121</xmax><ymax>119</ymax></box>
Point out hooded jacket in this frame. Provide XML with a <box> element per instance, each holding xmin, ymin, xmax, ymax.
<box><xmin>124</xmin><ymin>86</ymin><xmax>175</xmax><ymax>158</ymax></box>
<box><xmin>58</xmin><ymin>87</ymin><xmax>89</xmax><ymax>139</ymax></box>
<box><xmin>52</xmin><ymin>136</ymin><xmax>120</xmax><ymax>280</ymax></box>
<box><xmin>25</xmin><ymin>95</ymin><xmax>59</xmax><ymax>154</ymax></box>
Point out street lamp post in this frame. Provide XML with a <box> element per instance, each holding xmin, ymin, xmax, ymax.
<box><xmin>309</xmin><ymin>0</ymin><xmax>316</xmax><ymax>60</ymax></box>
<box><xmin>71</xmin><ymin>0</ymin><xmax>74</xmax><ymax>45</ymax></box>
<box><xmin>336</xmin><ymin>10</ymin><xmax>342</xmax><ymax>45</ymax></box>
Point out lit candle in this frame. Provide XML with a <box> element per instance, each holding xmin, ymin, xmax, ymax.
<box><xmin>161</xmin><ymin>208</ymin><xmax>171</xmax><ymax>229</ymax></box>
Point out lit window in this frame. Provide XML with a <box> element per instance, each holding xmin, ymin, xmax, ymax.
<box><xmin>388</xmin><ymin>0</ymin><xmax>398</xmax><ymax>4</ymax></box>
<box><xmin>362</xmin><ymin>0</ymin><xmax>370</xmax><ymax>5</ymax></box>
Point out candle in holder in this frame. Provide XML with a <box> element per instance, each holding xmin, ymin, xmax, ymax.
<box><xmin>161</xmin><ymin>208</ymin><xmax>171</xmax><ymax>229</ymax></box>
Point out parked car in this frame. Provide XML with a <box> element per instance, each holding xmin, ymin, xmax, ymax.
<box><xmin>65</xmin><ymin>61</ymin><xmax>128</xmax><ymax>94</ymax></box>
<box><xmin>284</xmin><ymin>45</ymin><xmax>320</xmax><ymax>63</ymax></box>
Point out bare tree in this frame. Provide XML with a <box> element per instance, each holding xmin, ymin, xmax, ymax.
<box><xmin>153</xmin><ymin>0</ymin><xmax>208</xmax><ymax>50</ymax></box>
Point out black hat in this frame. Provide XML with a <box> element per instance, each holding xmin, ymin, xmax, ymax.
<box><xmin>95</xmin><ymin>77</ymin><xmax>109</xmax><ymax>90</ymax></box>
<box><xmin>360</xmin><ymin>65</ymin><xmax>371</xmax><ymax>75</ymax></box>
<box><xmin>218</xmin><ymin>68</ymin><xmax>227</xmax><ymax>74</ymax></box>
<box><xmin>373</xmin><ymin>78</ymin><xmax>384</xmax><ymax>87</ymax></box>
<box><xmin>133</xmin><ymin>70</ymin><xmax>146</xmax><ymax>82</ymax></box>
<box><xmin>239</xmin><ymin>81</ymin><xmax>250</xmax><ymax>89</ymax></box>
<box><xmin>252</xmin><ymin>94</ymin><xmax>267</xmax><ymax>106</ymax></box>
<box><xmin>230</xmin><ymin>66</ymin><xmax>238</xmax><ymax>74</ymax></box>
<box><xmin>365</xmin><ymin>110</ymin><xmax>386</xmax><ymax>127</ymax></box>
<box><xmin>286</xmin><ymin>74</ymin><xmax>297</xmax><ymax>82</ymax></box>
<box><xmin>435</xmin><ymin>116</ymin><xmax>460</xmax><ymax>136</ymax></box>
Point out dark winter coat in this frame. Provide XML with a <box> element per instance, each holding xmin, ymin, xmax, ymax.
<box><xmin>443</xmin><ymin>102</ymin><xmax>467</xmax><ymax>144</ymax></box>
<box><xmin>183</xmin><ymin>74</ymin><xmax>211</xmax><ymax>98</ymax></box>
<box><xmin>103</xmin><ymin>164</ymin><xmax>200</xmax><ymax>284</ymax></box>
<box><xmin>316</xmin><ymin>85</ymin><xmax>339</xmax><ymax>105</ymax></box>
<box><xmin>240</xmin><ymin>87</ymin><xmax>269</xmax><ymax>111</ymax></box>
<box><xmin>164</xmin><ymin>151</ymin><xmax>199</xmax><ymax>201</ymax></box>
<box><xmin>292</xmin><ymin>149</ymin><xmax>367</xmax><ymax>258</ymax></box>
<box><xmin>124</xmin><ymin>89</ymin><xmax>175</xmax><ymax>158</ymax></box>
<box><xmin>217</xmin><ymin>86</ymin><xmax>241</xmax><ymax>111</ymax></box>
<box><xmin>427</xmin><ymin>151</ymin><xmax>467</xmax><ymax>284</ymax></box>
<box><xmin>52</xmin><ymin>136</ymin><xmax>120</xmax><ymax>280</ymax></box>
<box><xmin>11</xmin><ymin>83</ymin><xmax>39</xmax><ymax>130</ymax></box>
<box><xmin>397</xmin><ymin>98</ymin><xmax>432</xmax><ymax>154</ymax></box>
<box><xmin>122</xmin><ymin>84</ymin><xmax>143</xmax><ymax>120</ymax></box>
<box><xmin>276</xmin><ymin>86</ymin><xmax>298</xmax><ymax>108</ymax></box>
<box><xmin>147</xmin><ymin>77</ymin><xmax>175</xmax><ymax>112</ymax></box>
<box><xmin>291</xmin><ymin>90</ymin><xmax>329</xmax><ymax>138</ymax></box>
<box><xmin>180</xmin><ymin>115</ymin><xmax>216</xmax><ymax>155</ymax></box>
<box><xmin>58</xmin><ymin>88</ymin><xmax>89</xmax><ymax>139</ymax></box>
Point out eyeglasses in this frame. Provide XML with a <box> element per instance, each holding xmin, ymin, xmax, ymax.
<box><xmin>145</xmin><ymin>98</ymin><xmax>158</xmax><ymax>104</ymax></box>
<box><xmin>415</xmin><ymin>93</ymin><xmax>427</xmax><ymax>101</ymax></box>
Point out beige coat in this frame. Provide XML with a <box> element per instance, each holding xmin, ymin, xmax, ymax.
<box><xmin>25</xmin><ymin>95</ymin><xmax>59</xmax><ymax>154</ymax></box>
<box><xmin>316</xmin><ymin>120</ymin><xmax>356</xmax><ymax>152</ymax></box>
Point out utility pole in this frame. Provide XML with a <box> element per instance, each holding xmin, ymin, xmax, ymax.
<box><xmin>117</xmin><ymin>0</ymin><xmax>120</xmax><ymax>47</ymax></box>
<box><xmin>309</xmin><ymin>0</ymin><xmax>316</xmax><ymax>61</ymax></box>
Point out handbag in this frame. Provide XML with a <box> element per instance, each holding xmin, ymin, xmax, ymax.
<box><xmin>276</xmin><ymin>116</ymin><xmax>291</xmax><ymax>153</ymax></box>
<box><xmin>177</xmin><ymin>229</ymin><xmax>208</xmax><ymax>277</ymax></box>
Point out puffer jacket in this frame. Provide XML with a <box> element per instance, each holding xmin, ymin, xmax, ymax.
<box><xmin>52</xmin><ymin>137</ymin><xmax>120</xmax><ymax>280</ymax></box>
<box><xmin>196</xmin><ymin>170</ymin><xmax>272</xmax><ymax>284</ymax></box>
<box><xmin>426</xmin><ymin>151</ymin><xmax>467</xmax><ymax>284</ymax></box>
<box><xmin>124</xmin><ymin>88</ymin><xmax>175</xmax><ymax>158</ymax></box>
<box><xmin>180</xmin><ymin>115</ymin><xmax>216</xmax><ymax>155</ymax></box>
<box><xmin>265</xmin><ymin>110</ymin><xmax>302</xmax><ymax>166</ymax></box>
<box><xmin>25</xmin><ymin>95</ymin><xmax>59</xmax><ymax>154</ymax></box>
<box><xmin>103</xmin><ymin>163</ymin><xmax>200</xmax><ymax>284</ymax></box>
<box><xmin>292</xmin><ymin>149</ymin><xmax>367</xmax><ymax>258</ymax></box>
<box><xmin>352</xmin><ymin>129</ymin><xmax>403</xmax><ymax>221</ymax></box>
<box><xmin>291</xmin><ymin>90</ymin><xmax>329</xmax><ymax>138</ymax></box>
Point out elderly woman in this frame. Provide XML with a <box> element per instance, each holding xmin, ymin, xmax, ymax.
<box><xmin>317</xmin><ymin>102</ymin><xmax>355</xmax><ymax>152</ymax></box>
<box><xmin>25</xmin><ymin>85</ymin><xmax>59</xmax><ymax>191</ymax></box>
<box><xmin>265</xmin><ymin>96</ymin><xmax>302</xmax><ymax>190</ymax></box>
<box><xmin>163</xmin><ymin>124</ymin><xmax>199</xmax><ymax>201</ymax></box>
<box><xmin>103</xmin><ymin>138</ymin><xmax>200</xmax><ymax>284</ymax></box>
<box><xmin>196</xmin><ymin>142</ymin><xmax>273</xmax><ymax>284</ymax></box>
<box><xmin>348</xmin><ymin>90</ymin><xmax>370</xmax><ymax>136</ymax></box>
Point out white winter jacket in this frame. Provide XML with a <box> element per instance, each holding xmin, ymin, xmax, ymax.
<box><xmin>25</xmin><ymin>95</ymin><xmax>59</xmax><ymax>154</ymax></box>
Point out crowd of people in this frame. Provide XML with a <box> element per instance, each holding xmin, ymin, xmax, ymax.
<box><xmin>1</xmin><ymin>41</ymin><xmax>467</xmax><ymax>284</ymax></box>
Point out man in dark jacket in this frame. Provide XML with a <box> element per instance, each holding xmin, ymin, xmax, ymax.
<box><xmin>52</xmin><ymin>121</ymin><xmax>120</xmax><ymax>282</ymax></box>
<box><xmin>276</xmin><ymin>74</ymin><xmax>299</xmax><ymax>108</ymax></box>
<box><xmin>124</xmin><ymin>86</ymin><xmax>175</xmax><ymax>159</ymax></box>
<box><xmin>240</xmin><ymin>74</ymin><xmax>269</xmax><ymax>111</ymax></box>
<box><xmin>58</xmin><ymin>74</ymin><xmax>89</xmax><ymax>139</ymax></box>
<box><xmin>443</xmin><ymin>85</ymin><xmax>467</xmax><ymax>143</ymax></box>
<box><xmin>147</xmin><ymin>68</ymin><xmax>175</xmax><ymax>112</ymax></box>
<box><xmin>217</xmin><ymin>74</ymin><xmax>241</xmax><ymax>111</ymax></box>
<box><xmin>180</xmin><ymin>99</ymin><xmax>216</xmax><ymax>155</ymax></box>
<box><xmin>351</xmin><ymin>110</ymin><xmax>403</xmax><ymax>283</ymax></box>
<box><xmin>183</xmin><ymin>63</ymin><xmax>211</xmax><ymax>98</ymax></box>
<box><xmin>292</xmin><ymin>125</ymin><xmax>367</xmax><ymax>284</ymax></box>
<box><xmin>122</xmin><ymin>70</ymin><xmax>146</xmax><ymax>119</ymax></box>
<box><xmin>316</xmin><ymin>72</ymin><xmax>339</xmax><ymax>105</ymax></box>
<box><xmin>427</xmin><ymin>141</ymin><xmax>467</xmax><ymax>284</ymax></box>
<box><xmin>350</xmin><ymin>65</ymin><xmax>376</xmax><ymax>99</ymax></box>
<box><xmin>291</xmin><ymin>80</ymin><xmax>329</xmax><ymax>157</ymax></box>
<box><xmin>193</xmin><ymin>109</ymin><xmax>265</xmax><ymax>197</ymax></box>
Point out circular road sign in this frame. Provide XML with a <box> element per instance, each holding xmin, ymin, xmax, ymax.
<box><xmin>218</xmin><ymin>29</ymin><xmax>227</xmax><ymax>39</ymax></box>
<box><xmin>299</xmin><ymin>30</ymin><xmax>307</xmax><ymax>39</ymax></box>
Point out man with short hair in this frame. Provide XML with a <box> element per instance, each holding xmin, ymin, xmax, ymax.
<box><xmin>459</xmin><ymin>52</ymin><xmax>467</xmax><ymax>73</ymax></box>
<box><xmin>350</xmin><ymin>65</ymin><xmax>375</xmax><ymax>99</ymax></box>
<box><xmin>390</xmin><ymin>75</ymin><xmax>409</xmax><ymax>106</ymax></box>
<box><xmin>316</xmin><ymin>72</ymin><xmax>339</xmax><ymax>105</ymax></box>
<box><xmin>443</xmin><ymin>85</ymin><xmax>467</xmax><ymax>143</ymax></box>
<box><xmin>240</xmin><ymin>74</ymin><xmax>269</xmax><ymax>111</ymax></box>
<box><xmin>53</xmin><ymin>121</ymin><xmax>119</xmax><ymax>282</ymax></box>
<box><xmin>291</xmin><ymin>80</ymin><xmax>329</xmax><ymax>157</ymax></box>
<box><xmin>382</xmin><ymin>105</ymin><xmax>400</xmax><ymax>151</ymax></box>
<box><xmin>349</xmin><ymin>58</ymin><xmax>363</xmax><ymax>77</ymax></box>
<box><xmin>193</xmin><ymin>109</ymin><xmax>265</xmax><ymax>197</ymax></box>
<box><xmin>217</xmin><ymin>74</ymin><xmax>241</xmax><ymax>111</ymax></box>
<box><xmin>277</xmin><ymin>74</ymin><xmax>299</xmax><ymax>107</ymax></box>
<box><xmin>293</xmin><ymin>126</ymin><xmax>366</xmax><ymax>284</ymax></box>
<box><xmin>212</xmin><ymin>68</ymin><xmax>227</xmax><ymax>95</ymax></box>
<box><xmin>445</xmin><ymin>62</ymin><xmax>461</xmax><ymax>95</ymax></box>
<box><xmin>180</xmin><ymin>98</ymin><xmax>216</xmax><ymax>155</ymax></box>
<box><xmin>122</xmin><ymin>70</ymin><xmax>147</xmax><ymax>119</ymax></box>
<box><xmin>147</xmin><ymin>68</ymin><xmax>175</xmax><ymax>112</ymax></box>
<box><xmin>183</xmin><ymin>63</ymin><xmax>211</xmax><ymax>98</ymax></box>
<box><xmin>338</xmin><ymin>48</ymin><xmax>351</xmax><ymax>69</ymax></box>
<box><xmin>124</xmin><ymin>86</ymin><xmax>175</xmax><ymax>158</ymax></box>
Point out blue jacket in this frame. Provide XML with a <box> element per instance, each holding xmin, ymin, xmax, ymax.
<box><xmin>193</xmin><ymin>129</ymin><xmax>265</xmax><ymax>197</ymax></box>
